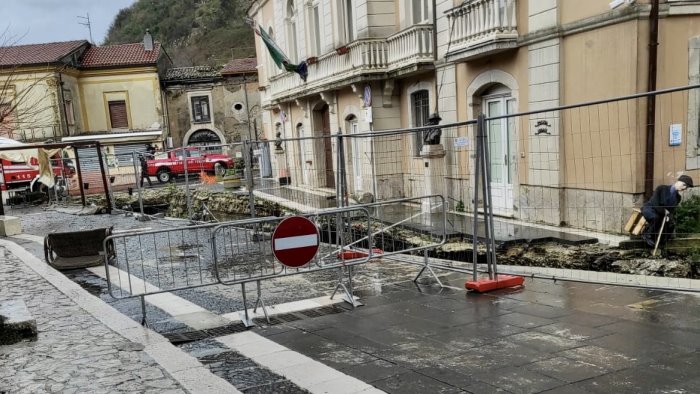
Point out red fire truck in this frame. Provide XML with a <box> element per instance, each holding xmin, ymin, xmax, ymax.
<box><xmin>0</xmin><ymin>157</ymin><xmax>75</xmax><ymax>190</ymax></box>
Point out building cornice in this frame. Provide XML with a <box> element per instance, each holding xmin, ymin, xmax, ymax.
<box><xmin>518</xmin><ymin>4</ymin><xmax>665</xmax><ymax>49</ymax></box>
<box><xmin>77</xmin><ymin>66</ymin><xmax>159</xmax><ymax>78</ymax></box>
<box><xmin>248</xmin><ymin>0</ymin><xmax>268</xmax><ymax>17</ymax></box>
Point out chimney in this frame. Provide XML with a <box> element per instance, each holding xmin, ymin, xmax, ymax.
<box><xmin>143</xmin><ymin>29</ymin><xmax>153</xmax><ymax>51</ymax></box>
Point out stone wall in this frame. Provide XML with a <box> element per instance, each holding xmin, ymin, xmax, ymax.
<box><xmin>94</xmin><ymin>187</ymin><xmax>287</xmax><ymax>219</ymax></box>
<box><xmin>563</xmin><ymin>188</ymin><xmax>641</xmax><ymax>233</ymax></box>
<box><xmin>518</xmin><ymin>185</ymin><xmax>643</xmax><ymax>234</ymax></box>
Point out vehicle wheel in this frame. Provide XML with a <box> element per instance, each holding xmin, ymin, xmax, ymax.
<box><xmin>157</xmin><ymin>168</ymin><xmax>172</xmax><ymax>183</ymax></box>
<box><xmin>215</xmin><ymin>162</ymin><xmax>227</xmax><ymax>176</ymax></box>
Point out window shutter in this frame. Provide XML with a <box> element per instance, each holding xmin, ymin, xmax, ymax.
<box><xmin>109</xmin><ymin>101</ymin><xmax>128</xmax><ymax>129</ymax></box>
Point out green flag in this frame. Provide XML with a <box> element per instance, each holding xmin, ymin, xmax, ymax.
<box><xmin>247</xmin><ymin>18</ymin><xmax>308</xmax><ymax>82</ymax></box>
<box><xmin>258</xmin><ymin>27</ymin><xmax>287</xmax><ymax>69</ymax></box>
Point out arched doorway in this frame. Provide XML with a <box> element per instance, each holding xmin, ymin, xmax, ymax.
<box><xmin>186</xmin><ymin>129</ymin><xmax>222</xmax><ymax>153</ymax></box>
<box><xmin>312</xmin><ymin>102</ymin><xmax>334</xmax><ymax>188</ymax></box>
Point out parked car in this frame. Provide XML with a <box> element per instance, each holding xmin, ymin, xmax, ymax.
<box><xmin>145</xmin><ymin>147</ymin><xmax>235</xmax><ymax>183</ymax></box>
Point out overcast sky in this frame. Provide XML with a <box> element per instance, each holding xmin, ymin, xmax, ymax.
<box><xmin>3</xmin><ymin>0</ymin><xmax>138</xmax><ymax>46</ymax></box>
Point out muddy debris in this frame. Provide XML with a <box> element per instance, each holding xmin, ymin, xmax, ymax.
<box><xmin>497</xmin><ymin>241</ymin><xmax>699</xmax><ymax>279</ymax></box>
<box><xmin>87</xmin><ymin>188</ymin><xmax>699</xmax><ymax>279</ymax></box>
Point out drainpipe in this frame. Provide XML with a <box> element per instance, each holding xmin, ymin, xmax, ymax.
<box><xmin>432</xmin><ymin>0</ymin><xmax>438</xmax><ymax>62</ymax></box>
<box><xmin>644</xmin><ymin>0</ymin><xmax>659</xmax><ymax>199</ymax></box>
<box><xmin>160</xmin><ymin>87</ymin><xmax>170</xmax><ymax>148</ymax></box>
<box><xmin>243</xmin><ymin>74</ymin><xmax>254</xmax><ymax>142</ymax></box>
<box><xmin>432</xmin><ymin>0</ymin><xmax>440</xmax><ymax>115</ymax></box>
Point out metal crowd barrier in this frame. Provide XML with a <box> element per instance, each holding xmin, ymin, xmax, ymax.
<box><xmin>211</xmin><ymin>206</ymin><xmax>372</xmax><ymax>286</ymax></box>
<box><xmin>102</xmin><ymin>195</ymin><xmax>448</xmax><ymax>325</ymax></box>
<box><xmin>102</xmin><ymin>222</ymin><xmax>222</xmax><ymax>300</ymax></box>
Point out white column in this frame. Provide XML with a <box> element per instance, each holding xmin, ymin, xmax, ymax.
<box><xmin>420</xmin><ymin>145</ymin><xmax>447</xmax><ymax>214</ymax></box>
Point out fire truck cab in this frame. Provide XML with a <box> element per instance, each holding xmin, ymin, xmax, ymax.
<box><xmin>0</xmin><ymin>157</ymin><xmax>75</xmax><ymax>191</ymax></box>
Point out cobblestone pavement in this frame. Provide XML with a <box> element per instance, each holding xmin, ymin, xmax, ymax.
<box><xmin>0</xmin><ymin>240</ymin><xmax>238</xmax><ymax>394</ymax></box>
<box><xmin>0</xmin><ymin>246</ymin><xmax>186</xmax><ymax>394</ymax></box>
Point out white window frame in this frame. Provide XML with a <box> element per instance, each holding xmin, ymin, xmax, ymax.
<box><xmin>337</xmin><ymin>0</ymin><xmax>356</xmax><ymax>45</ymax></box>
<box><xmin>306</xmin><ymin>1</ymin><xmax>323</xmax><ymax>56</ymax></box>
<box><xmin>286</xmin><ymin>0</ymin><xmax>299</xmax><ymax>63</ymax></box>
<box><xmin>191</xmin><ymin>96</ymin><xmax>211</xmax><ymax>123</ymax></box>
<box><xmin>411</xmin><ymin>0</ymin><xmax>431</xmax><ymax>25</ymax></box>
<box><xmin>267</xmin><ymin>26</ymin><xmax>278</xmax><ymax>77</ymax></box>
<box><xmin>187</xmin><ymin>91</ymin><xmax>214</xmax><ymax>125</ymax></box>
<box><xmin>410</xmin><ymin>89</ymin><xmax>430</xmax><ymax>156</ymax></box>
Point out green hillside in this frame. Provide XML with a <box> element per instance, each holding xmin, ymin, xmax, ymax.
<box><xmin>104</xmin><ymin>0</ymin><xmax>254</xmax><ymax>66</ymax></box>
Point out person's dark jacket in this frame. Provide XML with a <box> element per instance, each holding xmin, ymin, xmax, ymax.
<box><xmin>642</xmin><ymin>185</ymin><xmax>681</xmax><ymax>221</ymax></box>
<box><xmin>139</xmin><ymin>155</ymin><xmax>148</xmax><ymax>172</ymax></box>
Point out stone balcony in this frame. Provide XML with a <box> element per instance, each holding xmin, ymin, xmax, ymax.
<box><xmin>445</xmin><ymin>0</ymin><xmax>519</xmax><ymax>62</ymax></box>
<box><xmin>266</xmin><ymin>24</ymin><xmax>434</xmax><ymax>105</ymax></box>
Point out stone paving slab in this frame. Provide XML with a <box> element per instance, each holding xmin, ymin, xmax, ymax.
<box><xmin>6</xmin><ymin>208</ymin><xmax>700</xmax><ymax>393</ymax></box>
<box><xmin>0</xmin><ymin>241</ymin><xmax>237</xmax><ymax>394</ymax></box>
<box><xmin>253</xmin><ymin>274</ymin><xmax>700</xmax><ymax>393</ymax></box>
<box><xmin>0</xmin><ymin>300</ymin><xmax>37</xmax><ymax>345</ymax></box>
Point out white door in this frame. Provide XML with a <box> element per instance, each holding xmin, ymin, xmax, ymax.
<box><xmin>485</xmin><ymin>97</ymin><xmax>516</xmax><ymax>215</ymax></box>
<box><xmin>297</xmin><ymin>124</ymin><xmax>310</xmax><ymax>185</ymax></box>
<box><xmin>350</xmin><ymin>121</ymin><xmax>363</xmax><ymax>191</ymax></box>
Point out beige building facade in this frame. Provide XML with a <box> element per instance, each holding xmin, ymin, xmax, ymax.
<box><xmin>0</xmin><ymin>41</ymin><xmax>90</xmax><ymax>142</ymax></box>
<box><xmin>249</xmin><ymin>0</ymin><xmax>700</xmax><ymax>233</ymax></box>
<box><xmin>1</xmin><ymin>37</ymin><xmax>169</xmax><ymax>148</ymax></box>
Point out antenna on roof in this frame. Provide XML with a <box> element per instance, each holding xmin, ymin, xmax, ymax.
<box><xmin>77</xmin><ymin>13</ymin><xmax>94</xmax><ymax>44</ymax></box>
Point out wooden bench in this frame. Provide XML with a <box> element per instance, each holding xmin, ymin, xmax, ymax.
<box><xmin>624</xmin><ymin>209</ymin><xmax>647</xmax><ymax>235</ymax></box>
<box><xmin>43</xmin><ymin>227</ymin><xmax>115</xmax><ymax>270</ymax></box>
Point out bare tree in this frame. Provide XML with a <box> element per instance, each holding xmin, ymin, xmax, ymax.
<box><xmin>0</xmin><ymin>27</ymin><xmax>66</xmax><ymax>142</ymax></box>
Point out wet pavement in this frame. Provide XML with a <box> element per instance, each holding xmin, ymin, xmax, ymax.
<box><xmin>6</xmin><ymin>206</ymin><xmax>700</xmax><ymax>393</ymax></box>
<box><xmin>248</xmin><ymin>274</ymin><xmax>700</xmax><ymax>393</ymax></box>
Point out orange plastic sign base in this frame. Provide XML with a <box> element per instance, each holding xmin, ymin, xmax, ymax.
<box><xmin>337</xmin><ymin>248</ymin><xmax>383</xmax><ymax>260</ymax></box>
<box><xmin>465</xmin><ymin>275</ymin><xmax>524</xmax><ymax>293</ymax></box>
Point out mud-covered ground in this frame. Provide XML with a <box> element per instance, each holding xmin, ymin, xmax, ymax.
<box><xmin>362</xmin><ymin>224</ymin><xmax>700</xmax><ymax>279</ymax></box>
<box><xmin>21</xmin><ymin>189</ymin><xmax>700</xmax><ymax>280</ymax></box>
<box><xmin>497</xmin><ymin>241</ymin><xmax>700</xmax><ymax>278</ymax></box>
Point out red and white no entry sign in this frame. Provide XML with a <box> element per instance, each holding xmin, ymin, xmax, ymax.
<box><xmin>271</xmin><ymin>216</ymin><xmax>320</xmax><ymax>268</ymax></box>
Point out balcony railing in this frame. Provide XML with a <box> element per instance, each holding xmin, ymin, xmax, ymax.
<box><xmin>446</xmin><ymin>0</ymin><xmax>518</xmax><ymax>60</ymax></box>
<box><xmin>387</xmin><ymin>23</ymin><xmax>434</xmax><ymax>68</ymax></box>
<box><xmin>13</xmin><ymin>125</ymin><xmax>62</xmax><ymax>142</ymax></box>
<box><xmin>268</xmin><ymin>39</ymin><xmax>387</xmax><ymax>99</ymax></box>
<box><xmin>268</xmin><ymin>25</ymin><xmax>434</xmax><ymax>102</ymax></box>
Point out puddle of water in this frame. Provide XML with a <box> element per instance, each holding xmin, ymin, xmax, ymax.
<box><xmin>72</xmin><ymin>279</ymin><xmax>105</xmax><ymax>297</ymax></box>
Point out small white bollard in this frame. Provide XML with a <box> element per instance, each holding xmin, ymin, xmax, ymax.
<box><xmin>0</xmin><ymin>215</ymin><xmax>22</xmax><ymax>236</ymax></box>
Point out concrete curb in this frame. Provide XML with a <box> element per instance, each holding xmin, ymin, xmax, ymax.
<box><xmin>0</xmin><ymin>238</ymin><xmax>240</xmax><ymax>394</ymax></box>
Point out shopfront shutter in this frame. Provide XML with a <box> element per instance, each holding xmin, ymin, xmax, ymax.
<box><xmin>75</xmin><ymin>147</ymin><xmax>103</xmax><ymax>172</ymax></box>
<box><xmin>113</xmin><ymin>144</ymin><xmax>147</xmax><ymax>168</ymax></box>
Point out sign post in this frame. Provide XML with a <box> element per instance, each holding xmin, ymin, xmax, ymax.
<box><xmin>271</xmin><ymin>216</ymin><xmax>320</xmax><ymax>268</ymax></box>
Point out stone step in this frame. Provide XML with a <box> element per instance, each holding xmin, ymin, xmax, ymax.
<box><xmin>0</xmin><ymin>300</ymin><xmax>37</xmax><ymax>345</ymax></box>
<box><xmin>619</xmin><ymin>236</ymin><xmax>700</xmax><ymax>253</ymax></box>
<box><xmin>666</xmin><ymin>236</ymin><xmax>700</xmax><ymax>251</ymax></box>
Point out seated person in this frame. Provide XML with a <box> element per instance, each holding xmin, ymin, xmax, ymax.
<box><xmin>641</xmin><ymin>175</ymin><xmax>693</xmax><ymax>247</ymax></box>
